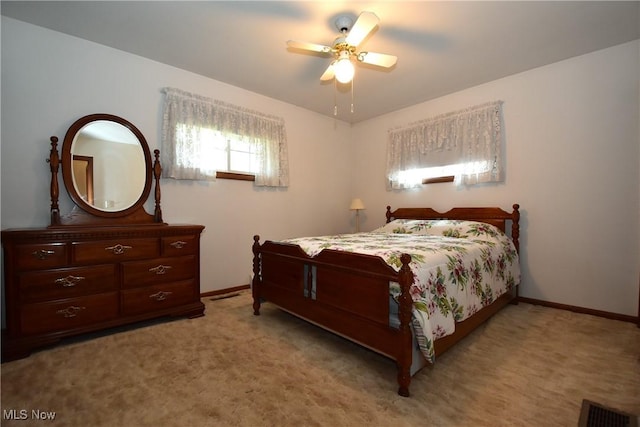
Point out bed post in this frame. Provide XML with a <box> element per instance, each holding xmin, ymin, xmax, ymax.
<box><xmin>386</xmin><ymin>206</ymin><xmax>393</xmax><ymax>223</ymax></box>
<box><xmin>397</xmin><ymin>253</ymin><xmax>414</xmax><ymax>397</ymax></box>
<box><xmin>510</xmin><ymin>204</ymin><xmax>521</xmax><ymax>300</ymax></box>
<box><xmin>511</xmin><ymin>204</ymin><xmax>520</xmax><ymax>254</ymax></box>
<box><xmin>252</xmin><ymin>235</ymin><xmax>262</xmax><ymax>316</ymax></box>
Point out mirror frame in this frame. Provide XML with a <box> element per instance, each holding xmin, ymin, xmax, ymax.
<box><xmin>60</xmin><ymin>114</ymin><xmax>153</xmax><ymax>219</ymax></box>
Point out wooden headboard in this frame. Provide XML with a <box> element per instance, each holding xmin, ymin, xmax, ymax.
<box><xmin>386</xmin><ymin>204</ymin><xmax>521</xmax><ymax>253</ymax></box>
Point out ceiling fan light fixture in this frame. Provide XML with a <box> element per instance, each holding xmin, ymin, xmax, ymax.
<box><xmin>287</xmin><ymin>10</ymin><xmax>397</xmax><ymax>113</ymax></box>
<box><xmin>334</xmin><ymin>53</ymin><xmax>354</xmax><ymax>84</ymax></box>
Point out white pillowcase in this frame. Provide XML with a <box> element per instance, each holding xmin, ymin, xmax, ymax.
<box><xmin>373</xmin><ymin>219</ymin><xmax>504</xmax><ymax>240</ymax></box>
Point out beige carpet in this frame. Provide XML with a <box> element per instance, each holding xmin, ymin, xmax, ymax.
<box><xmin>2</xmin><ymin>291</ymin><xmax>639</xmax><ymax>427</ymax></box>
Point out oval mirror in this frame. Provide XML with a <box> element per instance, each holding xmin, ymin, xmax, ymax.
<box><xmin>61</xmin><ymin>114</ymin><xmax>152</xmax><ymax>217</ymax></box>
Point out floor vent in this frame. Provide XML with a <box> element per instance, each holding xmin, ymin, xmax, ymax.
<box><xmin>579</xmin><ymin>399</ymin><xmax>638</xmax><ymax>427</ymax></box>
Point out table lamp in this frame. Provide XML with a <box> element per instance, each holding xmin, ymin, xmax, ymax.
<box><xmin>349</xmin><ymin>198</ymin><xmax>365</xmax><ymax>232</ymax></box>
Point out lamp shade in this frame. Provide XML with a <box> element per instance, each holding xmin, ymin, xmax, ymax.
<box><xmin>349</xmin><ymin>198</ymin><xmax>365</xmax><ymax>210</ymax></box>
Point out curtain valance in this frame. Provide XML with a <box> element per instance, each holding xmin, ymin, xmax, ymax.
<box><xmin>161</xmin><ymin>87</ymin><xmax>289</xmax><ymax>187</ymax></box>
<box><xmin>387</xmin><ymin>101</ymin><xmax>504</xmax><ymax>189</ymax></box>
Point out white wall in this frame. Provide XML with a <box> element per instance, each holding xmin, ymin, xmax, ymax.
<box><xmin>352</xmin><ymin>40</ymin><xmax>640</xmax><ymax>316</ymax></box>
<box><xmin>0</xmin><ymin>17</ymin><xmax>353</xmax><ymax>296</ymax></box>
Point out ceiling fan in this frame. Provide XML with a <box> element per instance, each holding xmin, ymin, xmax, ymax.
<box><xmin>287</xmin><ymin>11</ymin><xmax>398</xmax><ymax>84</ymax></box>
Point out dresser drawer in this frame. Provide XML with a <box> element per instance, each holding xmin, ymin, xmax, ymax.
<box><xmin>162</xmin><ymin>235</ymin><xmax>198</xmax><ymax>256</ymax></box>
<box><xmin>14</xmin><ymin>243</ymin><xmax>68</xmax><ymax>270</ymax></box>
<box><xmin>122</xmin><ymin>255</ymin><xmax>196</xmax><ymax>288</ymax></box>
<box><xmin>121</xmin><ymin>280</ymin><xmax>197</xmax><ymax>316</ymax></box>
<box><xmin>18</xmin><ymin>265</ymin><xmax>117</xmax><ymax>303</ymax></box>
<box><xmin>72</xmin><ymin>238</ymin><xmax>160</xmax><ymax>264</ymax></box>
<box><xmin>20</xmin><ymin>292</ymin><xmax>119</xmax><ymax>335</ymax></box>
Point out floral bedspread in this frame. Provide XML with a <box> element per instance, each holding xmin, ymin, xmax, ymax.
<box><xmin>282</xmin><ymin>219</ymin><xmax>520</xmax><ymax>362</ymax></box>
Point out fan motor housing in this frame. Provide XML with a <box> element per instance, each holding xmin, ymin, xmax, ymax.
<box><xmin>335</xmin><ymin>15</ymin><xmax>353</xmax><ymax>33</ymax></box>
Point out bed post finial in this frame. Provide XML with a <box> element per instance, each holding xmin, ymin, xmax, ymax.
<box><xmin>252</xmin><ymin>235</ymin><xmax>262</xmax><ymax>315</ymax></box>
<box><xmin>386</xmin><ymin>206</ymin><xmax>392</xmax><ymax>223</ymax></box>
<box><xmin>397</xmin><ymin>253</ymin><xmax>413</xmax><ymax>397</ymax></box>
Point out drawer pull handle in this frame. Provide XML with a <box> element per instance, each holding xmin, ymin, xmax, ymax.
<box><xmin>149</xmin><ymin>265</ymin><xmax>172</xmax><ymax>275</ymax></box>
<box><xmin>105</xmin><ymin>244</ymin><xmax>132</xmax><ymax>255</ymax></box>
<box><xmin>170</xmin><ymin>241</ymin><xmax>188</xmax><ymax>249</ymax></box>
<box><xmin>56</xmin><ymin>305</ymin><xmax>86</xmax><ymax>318</ymax></box>
<box><xmin>32</xmin><ymin>249</ymin><xmax>55</xmax><ymax>260</ymax></box>
<box><xmin>149</xmin><ymin>291</ymin><xmax>172</xmax><ymax>301</ymax></box>
<box><xmin>54</xmin><ymin>275</ymin><xmax>86</xmax><ymax>287</ymax></box>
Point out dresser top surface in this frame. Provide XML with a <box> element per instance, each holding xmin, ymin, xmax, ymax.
<box><xmin>2</xmin><ymin>224</ymin><xmax>205</xmax><ymax>243</ymax></box>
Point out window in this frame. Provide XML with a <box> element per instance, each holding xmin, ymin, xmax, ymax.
<box><xmin>174</xmin><ymin>124</ymin><xmax>260</xmax><ymax>178</ymax></box>
<box><xmin>387</xmin><ymin>101</ymin><xmax>504</xmax><ymax>189</ymax></box>
<box><xmin>162</xmin><ymin>88</ymin><xmax>289</xmax><ymax>187</ymax></box>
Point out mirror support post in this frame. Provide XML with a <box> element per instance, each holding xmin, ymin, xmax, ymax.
<box><xmin>48</xmin><ymin>136</ymin><xmax>61</xmax><ymax>226</ymax></box>
<box><xmin>153</xmin><ymin>149</ymin><xmax>163</xmax><ymax>223</ymax></box>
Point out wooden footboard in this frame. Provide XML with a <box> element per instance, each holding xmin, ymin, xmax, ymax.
<box><xmin>252</xmin><ymin>204</ymin><xmax>521</xmax><ymax>397</ymax></box>
<box><xmin>252</xmin><ymin>236</ymin><xmax>416</xmax><ymax>396</ymax></box>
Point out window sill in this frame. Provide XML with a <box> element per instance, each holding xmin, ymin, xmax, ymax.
<box><xmin>422</xmin><ymin>175</ymin><xmax>455</xmax><ymax>184</ymax></box>
<box><xmin>216</xmin><ymin>171</ymin><xmax>255</xmax><ymax>181</ymax></box>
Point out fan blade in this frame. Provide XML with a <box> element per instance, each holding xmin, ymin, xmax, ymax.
<box><xmin>356</xmin><ymin>51</ymin><xmax>397</xmax><ymax>68</ymax></box>
<box><xmin>320</xmin><ymin>63</ymin><xmax>335</xmax><ymax>81</ymax></box>
<box><xmin>287</xmin><ymin>40</ymin><xmax>333</xmax><ymax>54</ymax></box>
<box><xmin>345</xmin><ymin>11</ymin><xmax>379</xmax><ymax>47</ymax></box>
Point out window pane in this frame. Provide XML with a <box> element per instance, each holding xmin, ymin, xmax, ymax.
<box><xmin>210</xmin><ymin>135</ymin><xmax>227</xmax><ymax>150</ymax></box>
<box><xmin>230</xmin><ymin>151</ymin><xmax>253</xmax><ymax>173</ymax></box>
<box><xmin>230</xmin><ymin>138</ymin><xmax>252</xmax><ymax>152</ymax></box>
<box><xmin>201</xmin><ymin>130</ymin><xmax>226</xmax><ymax>171</ymax></box>
<box><xmin>211</xmin><ymin>148</ymin><xmax>228</xmax><ymax>171</ymax></box>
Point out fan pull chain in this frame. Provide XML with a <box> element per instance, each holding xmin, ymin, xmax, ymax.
<box><xmin>333</xmin><ymin>75</ymin><xmax>356</xmax><ymax>116</ymax></box>
<box><xmin>351</xmin><ymin>78</ymin><xmax>355</xmax><ymax>113</ymax></box>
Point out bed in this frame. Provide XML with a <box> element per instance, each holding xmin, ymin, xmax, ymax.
<box><xmin>251</xmin><ymin>204</ymin><xmax>521</xmax><ymax>397</ymax></box>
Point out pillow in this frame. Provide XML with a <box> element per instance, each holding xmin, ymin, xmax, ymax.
<box><xmin>373</xmin><ymin>219</ymin><xmax>504</xmax><ymax>240</ymax></box>
<box><xmin>372</xmin><ymin>219</ymin><xmax>436</xmax><ymax>235</ymax></box>
<box><xmin>437</xmin><ymin>220</ymin><xmax>504</xmax><ymax>240</ymax></box>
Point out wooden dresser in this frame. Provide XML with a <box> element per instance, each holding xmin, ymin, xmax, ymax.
<box><xmin>2</xmin><ymin>114</ymin><xmax>206</xmax><ymax>362</ymax></box>
<box><xmin>2</xmin><ymin>225</ymin><xmax>204</xmax><ymax>361</ymax></box>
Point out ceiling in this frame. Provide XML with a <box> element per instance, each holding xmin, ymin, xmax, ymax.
<box><xmin>2</xmin><ymin>1</ymin><xmax>639</xmax><ymax>123</ymax></box>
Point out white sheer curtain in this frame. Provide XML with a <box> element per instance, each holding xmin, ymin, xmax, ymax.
<box><xmin>387</xmin><ymin>101</ymin><xmax>504</xmax><ymax>189</ymax></box>
<box><xmin>161</xmin><ymin>87</ymin><xmax>289</xmax><ymax>187</ymax></box>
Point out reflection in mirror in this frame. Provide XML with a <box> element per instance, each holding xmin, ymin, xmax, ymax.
<box><xmin>72</xmin><ymin>155</ymin><xmax>94</xmax><ymax>205</ymax></box>
<box><xmin>71</xmin><ymin>120</ymin><xmax>145</xmax><ymax>212</ymax></box>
